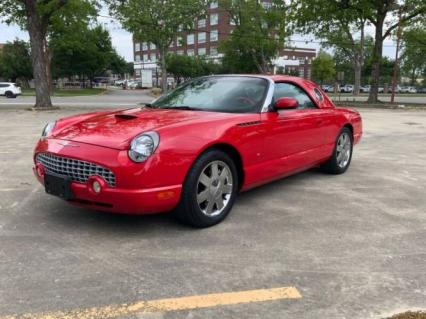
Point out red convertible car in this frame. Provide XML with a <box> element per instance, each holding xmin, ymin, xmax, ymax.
<box><xmin>33</xmin><ymin>75</ymin><xmax>362</xmax><ymax>227</ymax></box>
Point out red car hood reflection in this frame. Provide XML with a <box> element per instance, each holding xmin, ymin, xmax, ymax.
<box><xmin>52</xmin><ymin>108</ymin><xmax>231</xmax><ymax>149</ymax></box>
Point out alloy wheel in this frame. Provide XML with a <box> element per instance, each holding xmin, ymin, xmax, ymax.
<box><xmin>196</xmin><ymin>160</ymin><xmax>233</xmax><ymax>217</ymax></box>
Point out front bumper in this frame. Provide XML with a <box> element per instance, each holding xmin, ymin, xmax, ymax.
<box><xmin>33</xmin><ymin>138</ymin><xmax>182</xmax><ymax>214</ymax></box>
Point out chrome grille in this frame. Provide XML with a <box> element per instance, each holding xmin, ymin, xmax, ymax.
<box><xmin>36</xmin><ymin>153</ymin><xmax>116</xmax><ymax>187</ymax></box>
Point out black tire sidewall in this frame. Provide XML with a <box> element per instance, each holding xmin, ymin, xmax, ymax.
<box><xmin>178</xmin><ymin>149</ymin><xmax>238</xmax><ymax>227</ymax></box>
<box><xmin>332</xmin><ymin>128</ymin><xmax>353</xmax><ymax>174</ymax></box>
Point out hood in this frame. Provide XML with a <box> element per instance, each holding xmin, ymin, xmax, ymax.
<box><xmin>51</xmin><ymin>108</ymin><xmax>231</xmax><ymax>149</ymax></box>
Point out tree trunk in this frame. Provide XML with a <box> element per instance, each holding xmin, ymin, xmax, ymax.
<box><xmin>368</xmin><ymin>19</ymin><xmax>384</xmax><ymax>103</ymax></box>
<box><xmin>353</xmin><ymin>21</ymin><xmax>365</xmax><ymax>96</ymax></box>
<box><xmin>160</xmin><ymin>47</ymin><xmax>167</xmax><ymax>93</ymax></box>
<box><xmin>26</xmin><ymin>0</ymin><xmax>52</xmax><ymax>108</ymax></box>
<box><xmin>353</xmin><ymin>58</ymin><xmax>362</xmax><ymax>96</ymax></box>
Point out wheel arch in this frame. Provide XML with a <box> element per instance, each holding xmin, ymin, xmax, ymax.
<box><xmin>343</xmin><ymin>123</ymin><xmax>354</xmax><ymax>137</ymax></box>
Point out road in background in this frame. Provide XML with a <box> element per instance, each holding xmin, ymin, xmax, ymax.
<box><xmin>0</xmin><ymin>89</ymin><xmax>153</xmax><ymax>108</ymax></box>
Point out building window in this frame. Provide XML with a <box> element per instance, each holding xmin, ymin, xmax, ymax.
<box><xmin>210</xmin><ymin>13</ymin><xmax>218</xmax><ymax>25</ymax></box>
<box><xmin>298</xmin><ymin>68</ymin><xmax>304</xmax><ymax>77</ymax></box>
<box><xmin>135</xmin><ymin>42</ymin><xmax>140</xmax><ymax>51</ymax></box>
<box><xmin>230</xmin><ymin>17</ymin><xmax>238</xmax><ymax>26</ymax></box>
<box><xmin>169</xmin><ymin>41</ymin><xmax>174</xmax><ymax>48</ymax></box>
<box><xmin>198</xmin><ymin>32</ymin><xmax>206</xmax><ymax>43</ymax></box>
<box><xmin>187</xmin><ymin>34</ymin><xmax>195</xmax><ymax>45</ymax></box>
<box><xmin>135</xmin><ymin>69</ymin><xmax>141</xmax><ymax>76</ymax></box>
<box><xmin>150</xmin><ymin>53</ymin><xmax>157</xmax><ymax>62</ymax></box>
<box><xmin>198</xmin><ymin>18</ymin><xmax>206</xmax><ymax>28</ymax></box>
<box><xmin>151</xmin><ymin>43</ymin><xmax>156</xmax><ymax>50</ymax></box>
<box><xmin>298</xmin><ymin>57</ymin><xmax>305</xmax><ymax>64</ymax></box>
<box><xmin>177</xmin><ymin>50</ymin><xmax>184</xmax><ymax>55</ymax></box>
<box><xmin>198</xmin><ymin>47</ymin><xmax>206</xmax><ymax>56</ymax></box>
<box><xmin>143</xmin><ymin>54</ymin><xmax>148</xmax><ymax>61</ymax></box>
<box><xmin>210</xmin><ymin>47</ymin><xmax>218</xmax><ymax>56</ymax></box>
<box><xmin>177</xmin><ymin>36</ymin><xmax>183</xmax><ymax>46</ymax></box>
<box><xmin>210</xmin><ymin>1</ymin><xmax>218</xmax><ymax>8</ymax></box>
<box><xmin>210</xmin><ymin>30</ymin><xmax>219</xmax><ymax>42</ymax></box>
<box><xmin>187</xmin><ymin>49</ymin><xmax>195</xmax><ymax>56</ymax></box>
<box><xmin>142</xmin><ymin>42</ymin><xmax>148</xmax><ymax>50</ymax></box>
<box><xmin>283</xmin><ymin>55</ymin><xmax>288</xmax><ymax>59</ymax></box>
<box><xmin>135</xmin><ymin>54</ymin><xmax>141</xmax><ymax>62</ymax></box>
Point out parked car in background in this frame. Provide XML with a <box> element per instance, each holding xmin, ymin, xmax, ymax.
<box><xmin>321</xmin><ymin>84</ymin><xmax>333</xmax><ymax>93</ymax></box>
<box><xmin>33</xmin><ymin>75</ymin><xmax>362</xmax><ymax>227</ymax></box>
<box><xmin>360</xmin><ymin>85</ymin><xmax>370</xmax><ymax>93</ymax></box>
<box><xmin>401</xmin><ymin>86</ymin><xmax>417</xmax><ymax>93</ymax></box>
<box><xmin>418</xmin><ymin>87</ymin><xmax>426</xmax><ymax>93</ymax></box>
<box><xmin>340</xmin><ymin>84</ymin><xmax>354</xmax><ymax>93</ymax></box>
<box><xmin>0</xmin><ymin>82</ymin><xmax>22</xmax><ymax>98</ymax></box>
<box><xmin>378</xmin><ymin>86</ymin><xmax>384</xmax><ymax>93</ymax></box>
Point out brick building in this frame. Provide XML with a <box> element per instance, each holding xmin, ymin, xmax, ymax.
<box><xmin>133</xmin><ymin>1</ymin><xmax>316</xmax><ymax>79</ymax></box>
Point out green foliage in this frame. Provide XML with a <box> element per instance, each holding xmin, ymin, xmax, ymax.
<box><xmin>219</xmin><ymin>0</ymin><xmax>288</xmax><ymax>73</ymax></box>
<box><xmin>401</xmin><ymin>26</ymin><xmax>426</xmax><ymax>85</ymax></box>
<box><xmin>311</xmin><ymin>51</ymin><xmax>335</xmax><ymax>84</ymax></box>
<box><xmin>0</xmin><ymin>0</ymin><xmax>98</xmax><ymax>29</ymax></box>
<box><xmin>50</xmin><ymin>25</ymin><xmax>123</xmax><ymax>80</ymax></box>
<box><xmin>0</xmin><ymin>40</ymin><xmax>32</xmax><ymax>83</ymax></box>
<box><xmin>106</xmin><ymin>0</ymin><xmax>210</xmax><ymax>91</ymax></box>
<box><xmin>166</xmin><ymin>54</ymin><xmax>221</xmax><ymax>81</ymax></box>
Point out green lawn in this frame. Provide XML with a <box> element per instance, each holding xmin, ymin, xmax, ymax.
<box><xmin>328</xmin><ymin>92</ymin><xmax>426</xmax><ymax>97</ymax></box>
<box><xmin>22</xmin><ymin>88</ymin><xmax>107</xmax><ymax>97</ymax></box>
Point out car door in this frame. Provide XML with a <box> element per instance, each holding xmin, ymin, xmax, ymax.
<box><xmin>259</xmin><ymin>82</ymin><xmax>331</xmax><ymax>178</ymax></box>
<box><xmin>0</xmin><ymin>84</ymin><xmax>6</xmax><ymax>95</ymax></box>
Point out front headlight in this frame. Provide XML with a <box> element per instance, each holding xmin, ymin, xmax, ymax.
<box><xmin>41</xmin><ymin>121</ymin><xmax>56</xmax><ymax>138</ymax></box>
<box><xmin>128</xmin><ymin>131</ymin><xmax>160</xmax><ymax>163</ymax></box>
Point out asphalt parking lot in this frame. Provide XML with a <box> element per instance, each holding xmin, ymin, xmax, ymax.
<box><xmin>0</xmin><ymin>105</ymin><xmax>425</xmax><ymax>319</ymax></box>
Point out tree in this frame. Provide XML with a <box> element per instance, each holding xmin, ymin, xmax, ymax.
<box><xmin>0</xmin><ymin>0</ymin><xmax>98</xmax><ymax>108</ymax></box>
<box><xmin>401</xmin><ymin>26</ymin><xmax>426</xmax><ymax>85</ymax></box>
<box><xmin>293</xmin><ymin>0</ymin><xmax>425</xmax><ymax>101</ymax></box>
<box><xmin>166</xmin><ymin>54</ymin><xmax>221</xmax><ymax>84</ymax></box>
<box><xmin>0</xmin><ymin>40</ymin><xmax>32</xmax><ymax>84</ymax></box>
<box><xmin>342</xmin><ymin>0</ymin><xmax>425</xmax><ymax>102</ymax></box>
<box><xmin>50</xmin><ymin>25</ymin><xmax>118</xmax><ymax>86</ymax></box>
<box><xmin>106</xmin><ymin>0</ymin><xmax>209</xmax><ymax>92</ymax></box>
<box><xmin>219</xmin><ymin>0</ymin><xmax>288</xmax><ymax>73</ymax></box>
<box><xmin>311</xmin><ymin>50</ymin><xmax>335</xmax><ymax>84</ymax></box>
<box><xmin>293</xmin><ymin>0</ymin><xmax>372</xmax><ymax>95</ymax></box>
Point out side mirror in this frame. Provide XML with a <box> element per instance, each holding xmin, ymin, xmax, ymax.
<box><xmin>274</xmin><ymin>97</ymin><xmax>298</xmax><ymax>110</ymax></box>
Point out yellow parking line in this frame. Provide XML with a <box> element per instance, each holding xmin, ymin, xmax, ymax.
<box><xmin>1</xmin><ymin>286</ymin><xmax>301</xmax><ymax>319</ymax></box>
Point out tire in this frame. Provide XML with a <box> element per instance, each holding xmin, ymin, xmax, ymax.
<box><xmin>174</xmin><ymin>149</ymin><xmax>238</xmax><ymax>228</ymax></box>
<box><xmin>321</xmin><ymin>127</ymin><xmax>353</xmax><ymax>174</ymax></box>
<box><xmin>5</xmin><ymin>91</ymin><xmax>16</xmax><ymax>98</ymax></box>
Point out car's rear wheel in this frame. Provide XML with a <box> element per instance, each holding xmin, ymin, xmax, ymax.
<box><xmin>174</xmin><ymin>149</ymin><xmax>238</xmax><ymax>228</ymax></box>
<box><xmin>321</xmin><ymin>127</ymin><xmax>353</xmax><ymax>174</ymax></box>
<box><xmin>5</xmin><ymin>91</ymin><xmax>16</xmax><ymax>98</ymax></box>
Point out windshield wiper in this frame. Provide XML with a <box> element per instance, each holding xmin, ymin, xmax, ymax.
<box><xmin>160</xmin><ymin>105</ymin><xmax>201</xmax><ymax>111</ymax></box>
<box><xmin>142</xmin><ymin>103</ymin><xmax>155</xmax><ymax>108</ymax></box>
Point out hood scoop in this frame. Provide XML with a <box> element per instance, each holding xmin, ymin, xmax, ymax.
<box><xmin>115</xmin><ymin>113</ymin><xmax>138</xmax><ymax>120</ymax></box>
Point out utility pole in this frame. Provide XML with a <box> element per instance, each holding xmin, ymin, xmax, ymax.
<box><xmin>391</xmin><ymin>7</ymin><xmax>403</xmax><ymax>104</ymax></box>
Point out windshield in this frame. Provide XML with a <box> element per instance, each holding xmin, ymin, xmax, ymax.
<box><xmin>151</xmin><ymin>76</ymin><xmax>269</xmax><ymax>113</ymax></box>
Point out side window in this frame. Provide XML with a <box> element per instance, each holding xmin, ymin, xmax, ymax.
<box><xmin>0</xmin><ymin>84</ymin><xmax>8</xmax><ymax>88</ymax></box>
<box><xmin>273</xmin><ymin>82</ymin><xmax>316</xmax><ymax>109</ymax></box>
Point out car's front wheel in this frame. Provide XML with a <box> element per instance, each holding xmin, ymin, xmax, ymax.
<box><xmin>5</xmin><ymin>91</ymin><xmax>16</xmax><ymax>98</ymax></box>
<box><xmin>321</xmin><ymin>127</ymin><xmax>353</xmax><ymax>174</ymax></box>
<box><xmin>174</xmin><ymin>149</ymin><xmax>238</xmax><ymax>228</ymax></box>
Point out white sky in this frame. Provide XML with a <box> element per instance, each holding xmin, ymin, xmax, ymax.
<box><xmin>0</xmin><ymin>18</ymin><xmax>398</xmax><ymax>62</ymax></box>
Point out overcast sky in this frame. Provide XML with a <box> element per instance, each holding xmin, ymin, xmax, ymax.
<box><xmin>0</xmin><ymin>17</ymin><xmax>398</xmax><ymax>62</ymax></box>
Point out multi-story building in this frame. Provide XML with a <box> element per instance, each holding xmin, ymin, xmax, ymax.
<box><xmin>133</xmin><ymin>1</ymin><xmax>316</xmax><ymax>79</ymax></box>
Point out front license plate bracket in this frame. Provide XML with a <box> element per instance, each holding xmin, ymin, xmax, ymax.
<box><xmin>44</xmin><ymin>172</ymin><xmax>74</xmax><ymax>200</ymax></box>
